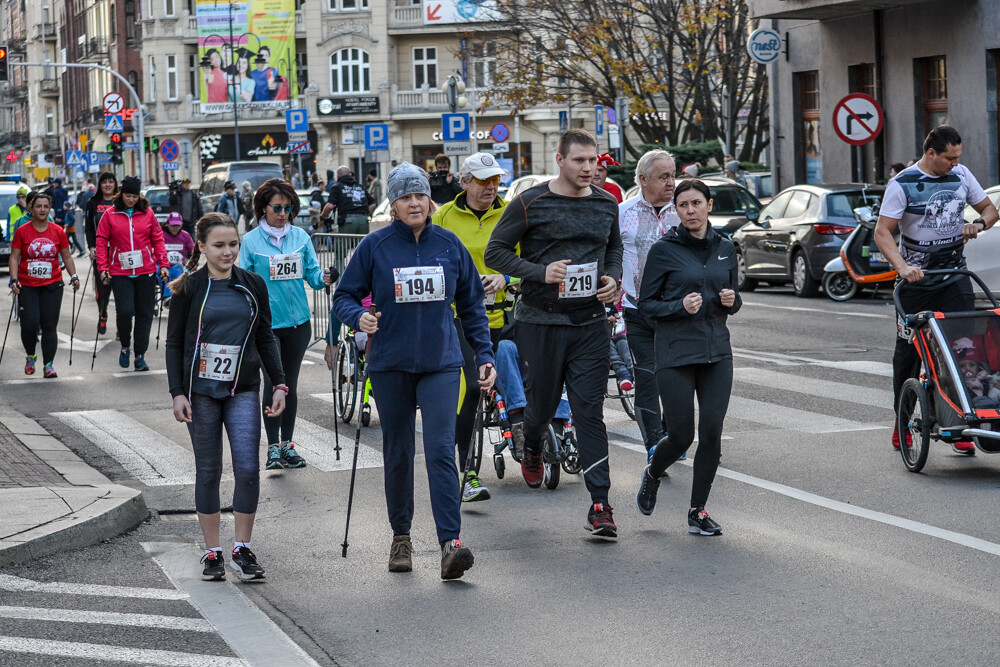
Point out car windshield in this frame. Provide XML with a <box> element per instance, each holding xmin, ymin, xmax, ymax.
<box><xmin>0</xmin><ymin>193</ymin><xmax>18</xmax><ymax>215</ymax></box>
<box><xmin>227</xmin><ymin>167</ymin><xmax>283</xmax><ymax>191</ymax></box>
<box><xmin>298</xmin><ymin>195</ymin><xmax>312</xmax><ymax>213</ymax></box>
<box><xmin>827</xmin><ymin>191</ymin><xmax>884</xmax><ymax>218</ymax></box>
<box><xmin>708</xmin><ymin>186</ymin><xmax>760</xmax><ymax>216</ymax></box>
<box><xmin>145</xmin><ymin>189</ymin><xmax>170</xmax><ymax>207</ymax></box>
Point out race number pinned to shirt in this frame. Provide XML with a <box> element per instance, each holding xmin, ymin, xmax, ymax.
<box><xmin>198</xmin><ymin>343</ymin><xmax>241</xmax><ymax>382</ymax></box>
<box><xmin>269</xmin><ymin>253</ymin><xmax>303</xmax><ymax>281</ymax></box>
<box><xmin>559</xmin><ymin>262</ymin><xmax>598</xmax><ymax>299</ymax></box>
<box><xmin>481</xmin><ymin>274</ymin><xmax>496</xmax><ymax>305</ymax></box>
<box><xmin>165</xmin><ymin>244</ymin><xmax>185</xmax><ymax>266</ymax></box>
<box><xmin>394</xmin><ymin>266</ymin><xmax>446</xmax><ymax>303</ymax></box>
<box><xmin>27</xmin><ymin>261</ymin><xmax>53</xmax><ymax>280</ymax></box>
<box><xmin>118</xmin><ymin>250</ymin><xmax>144</xmax><ymax>270</ymax></box>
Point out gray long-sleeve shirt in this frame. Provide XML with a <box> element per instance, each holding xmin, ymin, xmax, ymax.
<box><xmin>485</xmin><ymin>182</ymin><xmax>623</xmax><ymax>326</ymax></box>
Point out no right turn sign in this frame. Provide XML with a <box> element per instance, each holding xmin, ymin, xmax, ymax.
<box><xmin>832</xmin><ymin>93</ymin><xmax>884</xmax><ymax>146</ymax></box>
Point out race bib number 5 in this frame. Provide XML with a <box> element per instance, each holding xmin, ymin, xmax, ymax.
<box><xmin>269</xmin><ymin>253</ymin><xmax>303</xmax><ymax>281</ymax></box>
<box><xmin>559</xmin><ymin>262</ymin><xmax>598</xmax><ymax>299</ymax></box>
<box><xmin>119</xmin><ymin>250</ymin><xmax>143</xmax><ymax>270</ymax></box>
<box><xmin>27</xmin><ymin>261</ymin><xmax>53</xmax><ymax>280</ymax></box>
<box><xmin>394</xmin><ymin>266</ymin><xmax>445</xmax><ymax>303</ymax></box>
<box><xmin>198</xmin><ymin>343</ymin><xmax>241</xmax><ymax>382</ymax></box>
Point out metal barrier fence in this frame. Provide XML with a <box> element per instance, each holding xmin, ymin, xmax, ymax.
<box><xmin>310</xmin><ymin>232</ymin><xmax>365</xmax><ymax>346</ymax></box>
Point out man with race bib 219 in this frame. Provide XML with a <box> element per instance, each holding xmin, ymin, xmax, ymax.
<box><xmin>874</xmin><ymin>125</ymin><xmax>999</xmax><ymax>454</ymax></box>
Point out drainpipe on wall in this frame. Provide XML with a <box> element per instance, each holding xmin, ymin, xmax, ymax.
<box><xmin>770</xmin><ymin>18</ymin><xmax>782</xmax><ymax>188</ymax></box>
<box><xmin>873</xmin><ymin>10</ymin><xmax>886</xmax><ymax>181</ymax></box>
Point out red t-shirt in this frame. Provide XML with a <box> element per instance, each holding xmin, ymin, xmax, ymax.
<box><xmin>13</xmin><ymin>222</ymin><xmax>69</xmax><ymax>287</ymax></box>
<box><xmin>601</xmin><ymin>181</ymin><xmax>624</xmax><ymax>203</ymax></box>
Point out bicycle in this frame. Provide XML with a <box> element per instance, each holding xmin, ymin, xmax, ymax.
<box><xmin>335</xmin><ymin>327</ymin><xmax>373</xmax><ymax>426</ymax></box>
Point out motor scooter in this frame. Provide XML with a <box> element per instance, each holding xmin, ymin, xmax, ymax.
<box><xmin>822</xmin><ymin>204</ymin><xmax>897</xmax><ymax>301</ymax></box>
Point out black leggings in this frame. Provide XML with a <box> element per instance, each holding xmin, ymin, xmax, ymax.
<box><xmin>650</xmin><ymin>358</ymin><xmax>733</xmax><ymax>509</ymax></box>
<box><xmin>110</xmin><ymin>274</ymin><xmax>157</xmax><ymax>354</ymax></box>
<box><xmin>92</xmin><ymin>259</ymin><xmax>110</xmax><ymax>318</ymax></box>
<box><xmin>18</xmin><ymin>282</ymin><xmax>63</xmax><ymax>364</ymax></box>
<box><xmin>262</xmin><ymin>321</ymin><xmax>312</xmax><ymax>444</ymax></box>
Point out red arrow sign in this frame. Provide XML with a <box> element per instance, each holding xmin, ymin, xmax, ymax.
<box><xmin>427</xmin><ymin>3</ymin><xmax>441</xmax><ymax>21</ymax></box>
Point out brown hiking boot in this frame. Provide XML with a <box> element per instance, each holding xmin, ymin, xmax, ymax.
<box><xmin>388</xmin><ymin>534</ymin><xmax>412</xmax><ymax>572</ymax></box>
<box><xmin>440</xmin><ymin>539</ymin><xmax>474</xmax><ymax>580</ymax></box>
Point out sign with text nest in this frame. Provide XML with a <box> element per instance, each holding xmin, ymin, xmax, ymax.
<box><xmin>317</xmin><ymin>96</ymin><xmax>380</xmax><ymax>117</ymax></box>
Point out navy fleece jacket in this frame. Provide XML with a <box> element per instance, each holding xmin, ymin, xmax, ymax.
<box><xmin>332</xmin><ymin>218</ymin><xmax>494</xmax><ymax>374</ymax></box>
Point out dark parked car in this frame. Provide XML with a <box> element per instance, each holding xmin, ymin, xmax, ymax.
<box><xmin>732</xmin><ymin>183</ymin><xmax>884</xmax><ymax>297</ymax></box>
<box><xmin>624</xmin><ymin>177</ymin><xmax>763</xmax><ymax>236</ymax></box>
<box><xmin>143</xmin><ymin>187</ymin><xmax>174</xmax><ymax>225</ymax></box>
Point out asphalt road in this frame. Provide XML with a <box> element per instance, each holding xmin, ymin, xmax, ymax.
<box><xmin>3</xmin><ymin>282</ymin><xmax>1000</xmax><ymax>666</ymax></box>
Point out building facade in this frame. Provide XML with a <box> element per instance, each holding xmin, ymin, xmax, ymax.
<box><xmin>752</xmin><ymin>0</ymin><xmax>1000</xmax><ymax>191</ymax></box>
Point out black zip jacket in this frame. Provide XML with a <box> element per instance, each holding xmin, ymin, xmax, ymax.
<box><xmin>166</xmin><ymin>265</ymin><xmax>285</xmax><ymax>398</ymax></box>
<box><xmin>638</xmin><ymin>223</ymin><xmax>742</xmax><ymax>369</ymax></box>
<box><xmin>85</xmin><ymin>196</ymin><xmax>115</xmax><ymax>249</ymax></box>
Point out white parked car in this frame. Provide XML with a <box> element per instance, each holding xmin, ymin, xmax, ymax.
<box><xmin>963</xmin><ymin>185</ymin><xmax>1000</xmax><ymax>297</ymax></box>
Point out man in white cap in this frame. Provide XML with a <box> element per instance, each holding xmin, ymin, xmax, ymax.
<box><xmin>434</xmin><ymin>152</ymin><xmax>510</xmax><ymax>503</ymax></box>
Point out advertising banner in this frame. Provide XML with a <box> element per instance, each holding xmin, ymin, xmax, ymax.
<box><xmin>423</xmin><ymin>0</ymin><xmax>499</xmax><ymax>25</ymax></box>
<box><xmin>196</xmin><ymin>0</ymin><xmax>298</xmax><ymax>115</ymax></box>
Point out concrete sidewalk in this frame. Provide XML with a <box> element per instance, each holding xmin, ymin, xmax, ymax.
<box><xmin>0</xmin><ymin>407</ymin><xmax>147</xmax><ymax>567</ymax></box>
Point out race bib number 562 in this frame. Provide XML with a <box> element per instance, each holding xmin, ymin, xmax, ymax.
<box><xmin>394</xmin><ymin>266</ymin><xmax>445</xmax><ymax>303</ymax></box>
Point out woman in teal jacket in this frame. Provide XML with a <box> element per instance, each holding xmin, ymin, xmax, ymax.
<box><xmin>238</xmin><ymin>177</ymin><xmax>332</xmax><ymax>470</ymax></box>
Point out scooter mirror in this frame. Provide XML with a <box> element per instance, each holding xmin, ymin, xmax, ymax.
<box><xmin>853</xmin><ymin>206</ymin><xmax>875</xmax><ymax>224</ymax></box>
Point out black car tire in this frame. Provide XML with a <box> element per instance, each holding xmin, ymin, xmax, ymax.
<box><xmin>792</xmin><ymin>251</ymin><xmax>820</xmax><ymax>298</ymax></box>
<box><xmin>735</xmin><ymin>249</ymin><xmax>757</xmax><ymax>292</ymax></box>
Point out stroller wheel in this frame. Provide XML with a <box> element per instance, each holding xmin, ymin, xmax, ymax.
<box><xmin>494</xmin><ymin>454</ymin><xmax>505</xmax><ymax>479</ymax></box>
<box><xmin>543</xmin><ymin>426</ymin><xmax>561</xmax><ymax>490</ymax></box>
<box><xmin>898</xmin><ymin>378</ymin><xmax>932</xmax><ymax>473</ymax></box>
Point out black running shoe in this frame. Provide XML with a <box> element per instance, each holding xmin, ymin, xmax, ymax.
<box><xmin>635</xmin><ymin>465</ymin><xmax>660</xmax><ymax>516</ymax></box>
<box><xmin>586</xmin><ymin>503</ymin><xmax>617</xmax><ymax>538</ymax></box>
<box><xmin>200</xmin><ymin>550</ymin><xmax>226</xmax><ymax>581</ymax></box>
<box><xmin>230</xmin><ymin>546</ymin><xmax>265</xmax><ymax>580</ymax></box>
<box><xmin>98</xmin><ymin>313</ymin><xmax>107</xmax><ymax>335</ymax></box>
<box><xmin>688</xmin><ymin>507</ymin><xmax>722</xmax><ymax>536</ymax></box>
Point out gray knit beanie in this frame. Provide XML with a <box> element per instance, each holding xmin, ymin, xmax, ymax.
<box><xmin>387</xmin><ymin>162</ymin><xmax>431</xmax><ymax>204</ymax></box>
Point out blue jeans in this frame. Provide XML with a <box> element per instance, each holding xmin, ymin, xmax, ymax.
<box><xmin>187</xmin><ymin>391</ymin><xmax>261</xmax><ymax>514</ymax></box>
<box><xmin>610</xmin><ymin>336</ymin><xmax>633</xmax><ymax>382</ymax></box>
<box><xmin>495</xmin><ymin>340</ymin><xmax>570</xmax><ymax>419</ymax></box>
<box><xmin>161</xmin><ymin>264</ymin><xmax>185</xmax><ymax>300</ymax></box>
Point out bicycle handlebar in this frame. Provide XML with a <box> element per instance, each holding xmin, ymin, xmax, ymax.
<box><xmin>892</xmin><ymin>269</ymin><xmax>1000</xmax><ymax>320</ymax></box>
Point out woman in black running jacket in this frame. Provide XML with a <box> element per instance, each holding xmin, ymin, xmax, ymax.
<box><xmin>634</xmin><ymin>179</ymin><xmax>741</xmax><ymax>536</ymax></box>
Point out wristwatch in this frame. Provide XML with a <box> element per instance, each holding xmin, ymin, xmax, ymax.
<box><xmin>973</xmin><ymin>217</ymin><xmax>987</xmax><ymax>231</ymax></box>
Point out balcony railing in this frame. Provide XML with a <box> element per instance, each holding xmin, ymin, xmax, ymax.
<box><xmin>3</xmin><ymin>83</ymin><xmax>28</xmax><ymax>101</ymax></box>
<box><xmin>79</xmin><ymin>37</ymin><xmax>110</xmax><ymax>63</ymax></box>
<box><xmin>33</xmin><ymin>23</ymin><xmax>56</xmax><ymax>40</ymax></box>
<box><xmin>389</xmin><ymin>4</ymin><xmax>422</xmax><ymax>28</ymax></box>
<box><xmin>39</xmin><ymin>79</ymin><xmax>59</xmax><ymax>97</ymax></box>
<box><xmin>392</xmin><ymin>86</ymin><xmax>487</xmax><ymax>113</ymax></box>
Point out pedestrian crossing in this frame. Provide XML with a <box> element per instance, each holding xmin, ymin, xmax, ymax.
<box><xmin>47</xmin><ymin>360</ymin><xmax>896</xmax><ymax>489</ymax></box>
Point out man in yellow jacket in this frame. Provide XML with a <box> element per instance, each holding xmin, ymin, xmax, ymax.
<box><xmin>433</xmin><ymin>152</ymin><xmax>510</xmax><ymax>503</ymax></box>
<box><xmin>6</xmin><ymin>186</ymin><xmax>28</xmax><ymax>241</ymax></box>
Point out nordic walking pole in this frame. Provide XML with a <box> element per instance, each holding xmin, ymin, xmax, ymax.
<box><xmin>0</xmin><ymin>294</ymin><xmax>15</xmax><ymax>369</ymax></box>
<box><xmin>343</xmin><ymin>304</ymin><xmax>375</xmax><ymax>558</ymax></box>
<box><xmin>69</xmin><ymin>279</ymin><xmax>78</xmax><ymax>366</ymax></box>
<box><xmin>460</xmin><ymin>390</ymin><xmax>487</xmax><ymax>504</ymax></box>
<box><xmin>325</xmin><ymin>267</ymin><xmax>341</xmax><ymax>460</ymax></box>
<box><xmin>155</xmin><ymin>281</ymin><xmax>164</xmax><ymax>350</ymax></box>
<box><xmin>72</xmin><ymin>262</ymin><xmax>92</xmax><ymax>332</ymax></box>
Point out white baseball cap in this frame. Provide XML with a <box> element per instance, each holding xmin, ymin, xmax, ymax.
<box><xmin>463</xmin><ymin>152</ymin><xmax>505</xmax><ymax>179</ymax></box>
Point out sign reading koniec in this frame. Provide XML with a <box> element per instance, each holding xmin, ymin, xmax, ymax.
<box><xmin>195</xmin><ymin>0</ymin><xmax>298</xmax><ymax>115</ymax></box>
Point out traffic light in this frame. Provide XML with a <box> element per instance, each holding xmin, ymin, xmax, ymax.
<box><xmin>111</xmin><ymin>142</ymin><xmax>123</xmax><ymax>165</ymax></box>
<box><xmin>0</xmin><ymin>46</ymin><xmax>8</xmax><ymax>83</ymax></box>
<box><xmin>144</xmin><ymin>136</ymin><xmax>159</xmax><ymax>153</ymax></box>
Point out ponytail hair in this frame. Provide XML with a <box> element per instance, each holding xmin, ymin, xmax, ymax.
<box><xmin>168</xmin><ymin>212</ymin><xmax>240</xmax><ymax>295</ymax></box>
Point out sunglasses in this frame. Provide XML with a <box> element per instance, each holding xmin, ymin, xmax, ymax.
<box><xmin>472</xmin><ymin>175</ymin><xmax>502</xmax><ymax>186</ymax></box>
<box><xmin>269</xmin><ymin>204</ymin><xmax>296</xmax><ymax>214</ymax></box>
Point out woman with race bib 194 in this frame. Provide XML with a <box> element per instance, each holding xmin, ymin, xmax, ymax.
<box><xmin>238</xmin><ymin>178</ymin><xmax>333</xmax><ymax>471</ymax></box>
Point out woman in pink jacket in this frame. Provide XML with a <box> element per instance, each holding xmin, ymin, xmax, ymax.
<box><xmin>96</xmin><ymin>176</ymin><xmax>170</xmax><ymax>371</ymax></box>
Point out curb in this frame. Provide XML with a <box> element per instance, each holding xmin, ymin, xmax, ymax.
<box><xmin>0</xmin><ymin>409</ymin><xmax>149</xmax><ymax>568</ymax></box>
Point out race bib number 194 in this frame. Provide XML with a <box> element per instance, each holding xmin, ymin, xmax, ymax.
<box><xmin>394</xmin><ymin>266</ymin><xmax>445</xmax><ymax>303</ymax></box>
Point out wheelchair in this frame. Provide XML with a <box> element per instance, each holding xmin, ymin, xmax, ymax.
<box><xmin>335</xmin><ymin>327</ymin><xmax>373</xmax><ymax>426</ymax></box>
<box><xmin>605</xmin><ymin>314</ymin><xmax>636</xmax><ymax>420</ymax></box>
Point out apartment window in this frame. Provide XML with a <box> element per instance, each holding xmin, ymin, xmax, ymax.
<box><xmin>125</xmin><ymin>1</ymin><xmax>136</xmax><ymax>41</ymax></box>
<box><xmin>189</xmin><ymin>54</ymin><xmax>198</xmax><ymax>98</ymax></box>
<box><xmin>848</xmin><ymin>63</ymin><xmax>878</xmax><ymax>183</ymax></box>
<box><xmin>128</xmin><ymin>70</ymin><xmax>140</xmax><ymax>100</ymax></box>
<box><xmin>149</xmin><ymin>55</ymin><xmax>156</xmax><ymax>103</ymax></box>
<box><xmin>110</xmin><ymin>4</ymin><xmax>116</xmax><ymax>40</ymax></box>
<box><xmin>330</xmin><ymin>48</ymin><xmax>370</xmax><ymax>94</ymax></box>
<box><xmin>166</xmin><ymin>55</ymin><xmax>178</xmax><ymax>100</ymax></box>
<box><xmin>919</xmin><ymin>55</ymin><xmax>948</xmax><ymax>136</ymax></box>
<box><xmin>469</xmin><ymin>41</ymin><xmax>496</xmax><ymax>89</ymax></box>
<box><xmin>296</xmin><ymin>52</ymin><xmax>308</xmax><ymax>89</ymax></box>
<box><xmin>413</xmin><ymin>47</ymin><xmax>437</xmax><ymax>89</ymax></box>
<box><xmin>795</xmin><ymin>70</ymin><xmax>822</xmax><ymax>184</ymax></box>
<box><xmin>164</xmin><ymin>0</ymin><xmax>175</xmax><ymax>17</ymax></box>
<box><xmin>329</xmin><ymin>0</ymin><xmax>369</xmax><ymax>10</ymax></box>
<box><xmin>45</xmin><ymin>105</ymin><xmax>54</xmax><ymax>135</ymax></box>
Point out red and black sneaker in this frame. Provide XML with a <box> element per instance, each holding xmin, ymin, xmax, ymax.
<box><xmin>98</xmin><ymin>313</ymin><xmax>107</xmax><ymax>335</ymax></box>
<box><xmin>952</xmin><ymin>441</ymin><xmax>976</xmax><ymax>455</ymax></box>
<box><xmin>586</xmin><ymin>503</ymin><xmax>617</xmax><ymax>538</ymax></box>
<box><xmin>891</xmin><ymin>426</ymin><xmax>912</xmax><ymax>450</ymax></box>
<box><xmin>521</xmin><ymin>449</ymin><xmax>544</xmax><ymax>488</ymax></box>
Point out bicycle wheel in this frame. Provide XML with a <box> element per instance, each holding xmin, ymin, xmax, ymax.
<box><xmin>619</xmin><ymin>390</ymin><xmax>636</xmax><ymax>421</ymax></box>
<box><xmin>561</xmin><ymin>428</ymin><xmax>582</xmax><ymax>475</ymax></box>
<box><xmin>543</xmin><ymin>425</ymin><xmax>561</xmax><ymax>490</ymax></box>
<box><xmin>336</xmin><ymin>341</ymin><xmax>358</xmax><ymax>424</ymax></box>
<box><xmin>898</xmin><ymin>378</ymin><xmax>932</xmax><ymax>472</ymax></box>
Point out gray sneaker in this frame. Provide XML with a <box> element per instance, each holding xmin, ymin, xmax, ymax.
<box><xmin>389</xmin><ymin>534</ymin><xmax>412</xmax><ymax>572</ymax></box>
<box><xmin>440</xmin><ymin>539</ymin><xmax>474</xmax><ymax>580</ymax></box>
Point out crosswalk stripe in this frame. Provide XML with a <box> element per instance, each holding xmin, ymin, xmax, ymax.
<box><xmin>733</xmin><ymin>347</ymin><xmax>894</xmax><ymax>377</ymax></box>
<box><xmin>113</xmin><ymin>369</ymin><xmax>168</xmax><ymax>377</ymax></box>
<box><xmin>53</xmin><ymin>410</ymin><xmax>196</xmax><ymax>486</ymax></box>
<box><xmin>2</xmin><ymin>376</ymin><xmax>84</xmax><ymax>385</ymax></box>
<box><xmin>727</xmin><ymin>396</ymin><xmax>886</xmax><ymax>433</ymax></box>
<box><xmin>56</xmin><ymin>331</ymin><xmax>113</xmax><ymax>354</ymax></box>
<box><xmin>0</xmin><ymin>574</ymin><xmax>188</xmax><ymax>600</ymax></box>
<box><xmin>0</xmin><ymin>605</ymin><xmax>211</xmax><ymax>632</ymax></box>
<box><xmin>733</xmin><ymin>367</ymin><xmax>895</xmax><ymax>409</ymax></box>
<box><xmin>0</xmin><ymin>637</ymin><xmax>248</xmax><ymax>667</ymax></box>
<box><xmin>278</xmin><ymin>417</ymin><xmax>382</xmax><ymax>472</ymax></box>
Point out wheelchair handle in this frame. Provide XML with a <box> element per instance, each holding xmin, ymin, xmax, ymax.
<box><xmin>893</xmin><ymin>268</ymin><xmax>1000</xmax><ymax>320</ymax></box>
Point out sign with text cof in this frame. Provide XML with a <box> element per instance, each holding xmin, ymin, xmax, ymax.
<box><xmin>832</xmin><ymin>93</ymin><xmax>884</xmax><ymax>146</ymax></box>
<box><xmin>747</xmin><ymin>28</ymin><xmax>782</xmax><ymax>65</ymax></box>
<box><xmin>423</xmin><ymin>0</ymin><xmax>498</xmax><ymax>25</ymax></box>
<box><xmin>441</xmin><ymin>113</ymin><xmax>470</xmax><ymax>142</ymax></box>
<box><xmin>364</xmin><ymin>123</ymin><xmax>389</xmax><ymax>151</ymax></box>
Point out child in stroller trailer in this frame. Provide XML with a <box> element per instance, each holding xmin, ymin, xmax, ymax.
<box><xmin>953</xmin><ymin>337</ymin><xmax>1000</xmax><ymax>405</ymax></box>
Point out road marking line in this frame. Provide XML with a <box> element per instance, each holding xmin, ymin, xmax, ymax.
<box><xmin>57</xmin><ymin>331</ymin><xmax>113</xmax><ymax>354</ymax></box>
<box><xmin>0</xmin><ymin>637</ymin><xmax>247</xmax><ymax>666</ymax></box>
<box><xmin>0</xmin><ymin>605</ymin><xmax>211</xmax><ymax>632</ymax></box>
<box><xmin>0</xmin><ymin>574</ymin><xmax>188</xmax><ymax>600</ymax></box>
<box><xmin>2</xmin><ymin>376</ymin><xmax>85</xmax><ymax>385</ymax></box>
<box><xmin>733</xmin><ymin>367</ymin><xmax>894</xmax><ymax>409</ymax></box>
<box><xmin>112</xmin><ymin>369</ymin><xmax>168</xmax><ymax>377</ymax></box>
<box><xmin>742</xmin><ymin>300</ymin><xmax>890</xmax><ymax>319</ymax></box>
<box><xmin>677</xmin><ymin>460</ymin><xmax>1000</xmax><ymax>558</ymax></box>
<box><xmin>53</xmin><ymin>410</ymin><xmax>196</xmax><ymax>486</ymax></box>
<box><xmin>144</xmin><ymin>542</ymin><xmax>320</xmax><ymax>667</ymax></box>
<box><xmin>275</xmin><ymin>417</ymin><xmax>382</xmax><ymax>472</ymax></box>
<box><xmin>303</xmin><ymin>349</ymin><xmax>326</xmax><ymax>360</ymax></box>
<box><xmin>733</xmin><ymin>347</ymin><xmax>894</xmax><ymax>377</ymax></box>
<box><xmin>728</xmin><ymin>396</ymin><xmax>886</xmax><ymax>433</ymax></box>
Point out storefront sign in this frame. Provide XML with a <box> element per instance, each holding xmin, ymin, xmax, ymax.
<box><xmin>317</xmin><ymin>96</ymin><xmax>380</xmax><ymax>116</ymax></box>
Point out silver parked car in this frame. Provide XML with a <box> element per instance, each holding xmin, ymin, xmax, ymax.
<box><xmin>963</xmin><ymin>185</ymin><xmax>1000</xmax><ymax>296</ymax></box>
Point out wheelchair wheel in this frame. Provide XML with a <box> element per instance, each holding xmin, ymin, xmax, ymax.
<box><xmin>619</xmin><ymin>391</ymin><xmax>636</xmax><ymax>421</ymax></box>
<box><xmin>361</xmin><ymin>404</ymin><xmax>371</xmax><ymax>427</ymax></box>
<box><xmin>494</xmin><ymin>454</ymin><xmax>505</xmax><ymax>479</ymax></box>
<box><xmin>336</xmin><ymin>341</ymin><xmax>358</xmax><ymax>424</ymax></box>
<box><xmin>561</xmin><ymin>429</ymin><xmax>582</xmax><ymax>475</ymax></box>
<box><xmin>543</xmin><ymin>426</ymin><xmax>561</xmax><ymax>490</ymax></box>
<box><xmin>898</xmin><ymin>378</ymin><xmax>932</xmax><ymax>472</ymax></box>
